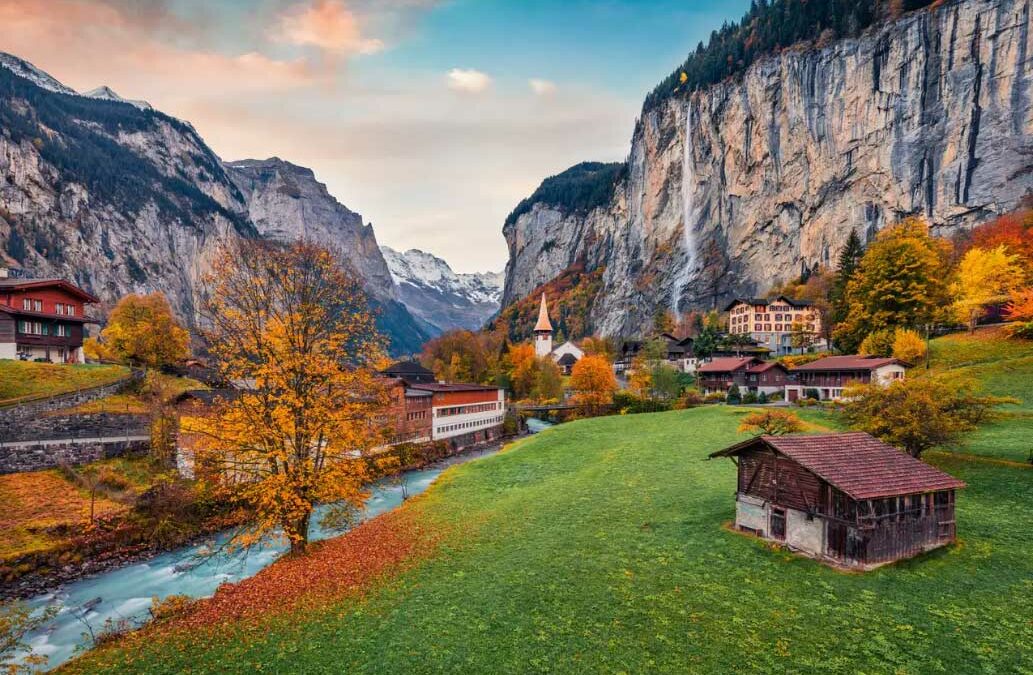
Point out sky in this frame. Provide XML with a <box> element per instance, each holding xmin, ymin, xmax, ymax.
<box><xmin>0</xmin><ymin>0</ymin><xmax>751</xmax><ymax>273</ymax></box>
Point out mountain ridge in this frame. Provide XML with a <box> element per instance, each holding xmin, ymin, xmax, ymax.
<box><xmin>0</xmin><ymin>52</ymin><xmax>429</xmax><ymax>354</ymax></box>
<box><xmin>381</xmin><ymin>245</ymin><xmax>502</xmax><ymax>335</ymax></box>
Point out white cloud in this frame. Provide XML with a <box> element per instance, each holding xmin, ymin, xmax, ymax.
<box><xmin>528</xmin><ymin>78</ymin><xmax>557</xmax><ymax>96</ymax></box>
<box><xmin>446</xmin><ymin>68</ymin><xmax>492</xmax><ymax>93</ymax></box>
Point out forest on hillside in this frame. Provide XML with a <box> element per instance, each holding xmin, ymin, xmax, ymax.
<box><xmin>644</xmin><ymin>0</ymin><xmax>938</xmax><ymax>113</ymax></box>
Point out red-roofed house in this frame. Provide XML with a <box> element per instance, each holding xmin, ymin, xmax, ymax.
<box><xmin>785</xmin><ymin>355</ymin><xmax>906</xmax><ymax>402</ymax></box>
<box><xmin>0</xmin><ymin>273</ymin><xmax>98</xmax><ymax>363</ymax></box>
<box><xmin>709</xmin><ymin>432</ymin><xmax>965</xmax><ymax>569</ymax></box>
<box><xmin>696</xmin><ymin>357</ymin><xmax>789</xmax><ymax>396</ymax></box>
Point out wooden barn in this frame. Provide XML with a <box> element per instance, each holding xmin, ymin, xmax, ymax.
<box><xmin>709</xmin><ymin>432</ymin><xmax>966</xmax><ymax>569</ymax></box>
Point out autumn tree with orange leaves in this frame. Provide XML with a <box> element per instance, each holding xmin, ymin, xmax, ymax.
<box><xmin>569</xmin><ymin>354</ymin><xmax>618</xmax><ymax>413</ymax></box>
<box><xmin>188</xmin><ymin>240</ymin><xmax>390</xmax><ymax>555</ymax></box>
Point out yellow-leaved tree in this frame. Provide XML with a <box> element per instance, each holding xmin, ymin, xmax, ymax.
<box><xmin>89</xmin><ymin>292</ymin><xmax>190</xmax><ymax>367</ymax></box>
<box><xmin>568</xmin><ymin>354</ymin><xmax>617</xmax><ymax>414</ymax></box>
<box><xmin>950</xmin><ymin>244</ymin><xmax>1027</xmax><ymax>332</ymax></box>
<box><xmin>187</xmin><ymin>240</ymin><xmax>390</xmax><ymax>555</ymax></box>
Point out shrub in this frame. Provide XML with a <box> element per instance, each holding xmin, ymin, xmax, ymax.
<box><xmin>96</xmin><ymin>467</ymin><xmax>131</xmax><ymax>492</ymax></box>
<box><xmin>612</xmin><ymin>391</ymin><xmax>672</xmax><ymax>414</ymax></box>
<box><xmin>679</xmin><ymin>390</ymin><xmax>704</xmax><ymax>408</ymax></box>
<box><xmin>1007</xmin><ymin>321</ymin><xmax>1033</xmax><ymax>340</ymax></box>
<box><xmin>767</xmin><ymin>391</ymin><xmax>784</xmax><ymax>402</ymax></box>
<box><xmin>726</xmin><ymin>384</ymin><xmax>742</xmax><ymax>404</ymax></box>
<box><xmin>704</xmin><ymin>392</ymin><xmax>726</xmax><ymax>403</ymax></box>
<box><xmin>742</xmin><ymin>392</ymin><xmax>758</xmax><ymax>404</ymax></box>
<box><xmin>858</xmin><ymin>329</ymin><xmax>895</xmax><ymax>357</ymax></box>
<box><xmin>804</xmin><ymin>388</ymin><xmax>821</xmax><ymax>400</ymax></box>
<box><xmin>891</xmin><ymin>328</ymin><xmax>927</xmax><ymax>365</ymax></box>
<box><xmin>757</xmin><ymin>391</ymin><xmax>768</xmax><ymax>404</ymax></box>
<box><xmin>738</xmin><ymin>410</ymin><xmax>805</xmax><ymax>436</ymax></box>
<box><xmin>149</xmin><ymin>595</ymin><xmax>193</xmax><ymax>622</ymax></box>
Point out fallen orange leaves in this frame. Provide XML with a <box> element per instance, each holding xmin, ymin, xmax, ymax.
<box><xmin>165</xmin><ymin>508</ymin><xmax>439</xmax><ymax>631</ymax></box>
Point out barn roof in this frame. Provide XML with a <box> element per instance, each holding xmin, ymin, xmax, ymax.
<box><xmin>0</xmin><ymin>277</ymin><xmax>100</xmax><ymax>303</ymax></box>
<box><xmin>709</xmin><ymin>432</ymin><xmax>966</xmax><ymax>500</ymax></box>
<box><xmin>556</xmin><ymin>352</ymin><xmax>578</xmax><ymax>366</ymax></box>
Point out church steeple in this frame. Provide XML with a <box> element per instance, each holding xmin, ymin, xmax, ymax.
<box><xmin>534</xmin><ymin>293</ymin><xmax>553</xmax><ymax>356</ymax></box>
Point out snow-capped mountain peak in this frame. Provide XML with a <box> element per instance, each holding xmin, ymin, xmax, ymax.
<box><xmin>381</xmin><ymin>246</ymin><xmax>503</xmax><ymax>334</ymax></box>
<box><xmin>0</xmin><ymin>52</ymin><xmax>77</xmax><ymax>95</ymax></box>
<box><xmin>83</xmin><ymin>85</ymin><xmax>152</xmax><ymax>110</ymax></box>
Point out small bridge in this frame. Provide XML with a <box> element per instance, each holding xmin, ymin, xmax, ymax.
<box><xmin>514</xmin><ymin>403</ymin><xmax>613</xmax><ymax>424</ymax></box>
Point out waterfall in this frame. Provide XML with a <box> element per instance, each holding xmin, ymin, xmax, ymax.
<box><xmin>671</xmin><ymin>103</ymin><xmax>699</xmax><ymax>314</ymax></box>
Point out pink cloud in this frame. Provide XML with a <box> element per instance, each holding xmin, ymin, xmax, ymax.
<box><xmin>273</xmin><ymin>0</ymin><xmax>383</xmax><ymax>55</ymax></box>
<box><xmin>0</xmin><ymin>0</ymin><xmax>323</xmax><ymax>98</ymax></box>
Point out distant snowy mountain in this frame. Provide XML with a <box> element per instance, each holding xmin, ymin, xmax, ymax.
<box><xmin>381</xmin><ymin>246</ymin><xmax>502</xmax><ymax>335</ymax></box>
<box><xmin>83</xmin><ymin>86</ymin><xmax>152</xmax><ymax>110</ymax></box>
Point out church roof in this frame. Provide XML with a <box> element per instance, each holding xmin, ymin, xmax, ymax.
<box><xmin>534</xmin><ymin>293</ymin><xmax>553</xmax><ymax>333</ymax></box>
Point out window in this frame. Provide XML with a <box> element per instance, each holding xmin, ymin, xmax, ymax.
<box><xmin>66</xmin><ymin>305</ymin><xmax>74</xmax><ymax>316</ymax></box>
<box><xmin>55</xmin><ymin>324</ymin><xmax>68</xmax><ymax>337</ymax></box>
<box><xmin>33</xmin><ymin>299</ymin><xmax>42</xmax><ymax>312</ymax></box>
<box><xmin>22</xmin><ymin>298</ymin><xmax>30</xmax><ymax>310</ymax></box>
<box><xmin>55</xmin><ymin>303</ymin><xmax>64</xmax><ymax>315</ymax></box>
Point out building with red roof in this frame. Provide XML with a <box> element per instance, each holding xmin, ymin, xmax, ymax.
<box><xmin>709</xmin><ymin>432</ymin><xmax>965</xmax><ymax>569</ymax></box>
<box><xmin>696</xmin><ymin>356</ymin><xmax>789</xmax><ymax>396</ymax></box>
<box><xmin>785</xmin><ymin>355</ymin><xmax>906</xmax><ymax>402</ymax></box>
<box><xmin>0</xmin><ymin>272</ymin><xmax>98</xmax><ymax>363</ymax></box>
<box><xmin>378</xmin><ymin>360</ymin><xmax>506</xmax><ymax>450</ymax></box>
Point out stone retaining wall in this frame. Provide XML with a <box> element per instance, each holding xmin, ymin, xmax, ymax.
<box><xmin>0</xmin><ymin>412</ymin><xmax>148</xmax><ymax>444</ymax></box>
<box><xmin>0</xmin><ymin>439</ymin><xmax>149</xmax><ymax>474</ymax></box>
<box><xmin>0</xmin><ymin>370</ymin><xmax>144</xmax><ymax>442</ymax></box>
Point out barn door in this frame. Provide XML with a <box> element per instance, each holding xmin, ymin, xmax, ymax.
<box><xmin>770</xmin><ymin>507</ymin><xmax>786</xmax><ymax>541</ymax></box>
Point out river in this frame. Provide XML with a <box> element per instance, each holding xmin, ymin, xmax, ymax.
<box><xmin>18</xmin><ymin>445</ymin><xmax>501</xmax><ymax>671</ymax></box>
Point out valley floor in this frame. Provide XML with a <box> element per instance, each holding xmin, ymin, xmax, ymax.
<box><xmin>63</xmin><ymin>404</ymin><xmax>1032</xmax><ymax>674</ymax></box>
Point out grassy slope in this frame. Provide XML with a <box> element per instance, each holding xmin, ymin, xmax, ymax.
<box><xmin>925</xmin><ymin>327</ymin><xmax>1033</xmax><ymax>462</ymax></box>
<box><xmin>67</xmin><ymin>406</ymin><xmax>1032</xmax><ymax>674</ymax></box>
<box><xmin>59</xmin><ymin>373</ymin><xmax>207</xmax><ymax>415</ymax></box>
<box><xmin>0</xmin><ymin>361</ymin><xmax>129</xmax><ymax>405</ymax></box>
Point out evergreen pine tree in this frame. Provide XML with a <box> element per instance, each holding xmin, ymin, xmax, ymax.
<box><xmin>830</xmin><ymin>230</ymin><xmax>865</xmax><ymax>327</ymax></box>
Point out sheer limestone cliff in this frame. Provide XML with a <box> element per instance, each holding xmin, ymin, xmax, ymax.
<box><xmin>502</xmin><ymin>0</ymin><xmax>1033</xmax><ymax>337</ymax></box>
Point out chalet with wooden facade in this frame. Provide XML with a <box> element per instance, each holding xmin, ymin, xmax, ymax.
<box><xmin>696</xmin><ymin>357</ymin><xmax>789</xmax><ymax>396</ymax></box>
<box><xmin>709</xmin><ymin>432</ymin><xmax>965</xmax><ymax>569</ymax></box>
<box><xmin>0</xmin><ymin>272</ymin><xmax>98</xmax><ymax>363</ymax></box>
<box><xmin>785</xmin><ymin>355</ymin><xmax>906</xmax><ymax>401</ymax></box>
<box><xmin>616</xmin><ymin>333</ymin><xmax>697</xmax><ymax>373</ymax></box>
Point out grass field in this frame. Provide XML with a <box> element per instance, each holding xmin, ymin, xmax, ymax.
<box><xmin>0</xmin><ymin>361</ymin><xmax>129</xmax><ymax>405</ymax></box>
<box><xmin>924</xmin><ymin>327</ymin><xmax>1033</xmax><ymax>462</ymax></box>
<box><xmin>0</xmin><ymin>457</ymin><xmax>167</xmax><ymax>562</ymax></box>
<box><xmin>64</xmin><ymin>406</ymin><xmax>1032</xmax><ymax>674</ymax></box>
<box><xmin>0</xmin><ymin>470</ymin><xmax>126</xmax><ymax>560</ymax></box>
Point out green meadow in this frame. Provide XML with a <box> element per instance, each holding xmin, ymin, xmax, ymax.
<box><xmin>67</xmin><ymin>402</ymin><xmax>1032</xmax><ymax>674</ymax></box>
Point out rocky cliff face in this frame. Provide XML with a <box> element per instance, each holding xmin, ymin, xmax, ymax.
<box><xmin>0</xmin><ymin>54</ymin><xmax>430</xmax><ymax>353</ymax></box>
<box><xmin>226</xmin><ymin>158</ymin><xmax>396</xmax><ymax>301</ymax></box>
<box><xmin>502</xmin><ymin>0</ymin><xmax>1033</xmax><ymax>337</ymax></box>
<box><xmin>0</xmin><ymin>54</ymin><xmax>250</xmax><ymax>320</ymax></box>
<box><xmin>381</xmin><ymin>246</ymin><xmax>502</xmax><ymax>334</ymax></box>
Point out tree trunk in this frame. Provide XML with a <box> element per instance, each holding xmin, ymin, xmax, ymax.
<box><xmin>286</xmin><ymin>510</ymin><xmax>312</xmax><ymax>555</ymax></box>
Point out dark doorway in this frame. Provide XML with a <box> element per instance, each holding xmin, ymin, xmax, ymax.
<box><xmin>770</xmin><ymin>507</ymin><xmax>786</xmax><ymax>541</ymax></box>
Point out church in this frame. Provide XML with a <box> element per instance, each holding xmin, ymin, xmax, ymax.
<box><xmin>533</xmin><ymin>293</ymin><xmax>584</xmax><ymax>374</ymax></box>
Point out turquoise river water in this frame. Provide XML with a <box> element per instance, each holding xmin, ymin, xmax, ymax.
<box><xmin>18</xmin><ymin>446</ymin><xmax>501</xmax><ymax>671</ymax></box>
